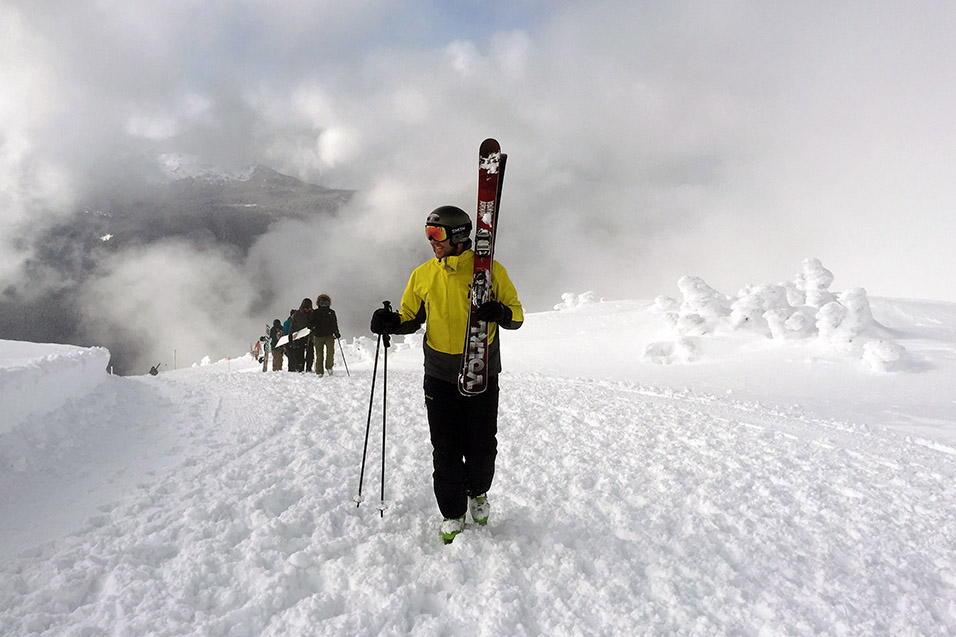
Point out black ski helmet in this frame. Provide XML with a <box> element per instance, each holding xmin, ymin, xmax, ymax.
<box><xmin>426</xmin><ymin>205</ymin><xmax>472</xmax><ymax>245</ymax></box>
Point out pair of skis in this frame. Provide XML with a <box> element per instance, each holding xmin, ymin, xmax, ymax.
<box><xmin>458</xmin><ymin>138</ymin><xmax>507</xmax><ymax>396</ymax></box>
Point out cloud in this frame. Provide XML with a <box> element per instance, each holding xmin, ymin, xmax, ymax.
<box><xmin>78</xmin><ymin>240</ymin><xmax>257</xmax><ymax>373</ymax></box>
<box><xmin>3</xmin><ymin>0</ymin><xmax>956</xmax><ymax>370</ymax></box>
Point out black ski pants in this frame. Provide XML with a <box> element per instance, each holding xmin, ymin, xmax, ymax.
<box><xmin>424</xmin><ymin>374</ymin><xmax>499</xmax><ymax>519</ymax></box>
<box><xmin>287</xmin><ymin>343</ymin><xmax>305</xmax><ymax>372</ymax></box>
<box><xmin>304</xmin><ymin>339</ymin><xmax>314</xmax><ymax>372</ymax></box>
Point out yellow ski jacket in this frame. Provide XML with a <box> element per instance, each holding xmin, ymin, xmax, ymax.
<box><xmin>394</xmin><ymin>250</ymin><xmax>523</xmax><ymax>382</ymax></box>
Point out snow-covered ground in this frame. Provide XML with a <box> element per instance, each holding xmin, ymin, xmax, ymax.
<box><xmin>2</xmin><ymin>262</ymin><xmax>956</xmax><ymax>636</ymax></box>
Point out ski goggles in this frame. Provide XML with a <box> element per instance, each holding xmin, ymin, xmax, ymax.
<box><xmin>425</xmin><ymin>225</ymin><xmax>449</xmax><ymax>242</ymax></box>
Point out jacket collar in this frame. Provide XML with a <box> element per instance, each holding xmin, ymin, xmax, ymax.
<box><xmin>438</xmin><ymin>249</ymin><xmax>474</xmax><ymax>271</ymax></box>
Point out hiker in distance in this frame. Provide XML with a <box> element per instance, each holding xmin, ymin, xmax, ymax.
<box><xmin>312</xmin><ymin>294</ymin><xmax>341</xmax><ymax>377</ymax></box>
<box><xmin>288</xmin><ymin>298</ymin><xmax>314</xmax><ymax>372</ymax></box>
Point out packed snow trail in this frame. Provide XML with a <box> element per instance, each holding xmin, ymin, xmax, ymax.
<box><xmin>2</xmin><ymin>365</ymin><xmax>955</xmax><ymax>636</ymax></box>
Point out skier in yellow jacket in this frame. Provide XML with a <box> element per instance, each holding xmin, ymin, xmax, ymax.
<box><xmin>371</xmin><ymin>205</ymin><xmax>523</xmax><ymax>544</ymax></box>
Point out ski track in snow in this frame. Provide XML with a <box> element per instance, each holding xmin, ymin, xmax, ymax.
<box><xmin>2</xmin><ymin>366</ymin><xmax>956</xmax><ymax>636</ymax></box>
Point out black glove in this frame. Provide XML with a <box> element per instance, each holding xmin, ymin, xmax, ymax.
<box><xmin>370</xmin><ymin>308</ymin><xmax>401</xmax><ymax>334</ymax></box>
<box><xmin>334</xmin><ymin>332</ymin><xmax>341</xmax><ymax>340</ymax></box>
<box><xmin>475</xmin><ymin>301</ymin><xmax>511</xmax><ymax>323</ymax></box>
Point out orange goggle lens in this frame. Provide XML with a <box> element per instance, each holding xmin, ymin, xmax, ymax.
<box><xmin>425</xmin><ymin>225</ymin><xmax>448</xmax><ymax>242</ymax></box>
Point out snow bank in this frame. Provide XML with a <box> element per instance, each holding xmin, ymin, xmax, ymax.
<box><xmin>0</xmin><ymin>340</ymin><xmax>111</xmax><ymax>435</ymax></box>
<box><xmin>645</xmin><ymin>258</ymin><xmax>912</xmax><ymax>371</ymax></box>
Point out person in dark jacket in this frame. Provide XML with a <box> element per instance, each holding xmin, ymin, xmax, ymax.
<box><xmin>269</xmin><ymin>319</ymin><xmax>285</xmax><ymax>371</ymax></box>
<box><xmin>312</xmin><ymin>294</ymin><xmax>341</xmax><ymax>376</ymax></box>
<box><xmin>287</xmin><ymin>299</ymin><xmax>314</xmax><ymax>372</ymax></box>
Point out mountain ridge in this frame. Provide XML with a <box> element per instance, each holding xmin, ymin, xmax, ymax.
<box><xmin>1</xmin><ymin>164</ymin><xmax>354</xmax><ymax>374</ymax></box>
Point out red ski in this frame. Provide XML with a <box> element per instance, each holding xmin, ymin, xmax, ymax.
<box><xmin>458</xmin><ymin>138</ymin><xmax>507</xmax><ymax>395</ymax></box>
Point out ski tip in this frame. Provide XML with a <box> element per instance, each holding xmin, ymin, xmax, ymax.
<box><xmin>480</xmin><ymin>138</ymin><xmax>500</xmax><ymax>154</ymax></box>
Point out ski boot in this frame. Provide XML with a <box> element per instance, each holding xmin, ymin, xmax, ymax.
<box><xmin>469</xmin><ymin>493</ymin><xmax>490</xmax><ymax>526</ymax></box>
<box><xmin>440</xmin><ymin>516</ymin><xmax>465</xmax><ymax>544</ymax></box>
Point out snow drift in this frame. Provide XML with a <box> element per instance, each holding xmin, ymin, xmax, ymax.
<box><xmin>646</xmin><ymin>258</ymin><xmax>912</xmax><ymax>372</ymax></box>
<box><xmin>0</xmin><ymin>341</ymin><xmax>110</xmax><ymax>435</ymax></box>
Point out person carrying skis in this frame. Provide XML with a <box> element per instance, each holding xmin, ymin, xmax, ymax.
<box><xmin>312</xmin><ymin>294</ymin><xmax>341</xmax><ymax>376</ymax></box>
<box><xmin>269</xmin><ymin>318</ymin><xmax>285</xmax><ymax>371</ymax></box>
<box><xmin>370</xmin><ymin>205</ymin><xmax>523</xmax><ymax>544</ymax></box>
<box><xmin>287</xmin><ymin>299</ymin><xmax>314</xmax><ymax>372</ymax></box>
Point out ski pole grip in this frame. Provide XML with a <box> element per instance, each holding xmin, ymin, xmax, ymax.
<box><xmin>382</xmin><ymin>301</ymin><xmax>392</xmax><ymax>348</ymax></box>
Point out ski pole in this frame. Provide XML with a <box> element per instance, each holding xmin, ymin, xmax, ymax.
<box><xmin>355</xmin><ymin>332</ymin><xmax>382</xmax><ymax>508</ymax></box>
<box><xmin>379</xmin><ymin>302</ymin><xmax>391</xmax><ymax>517</ymax></box>
<box><xmin>355</xmin><ymin>300</ymin><xmax>392</xmax><ymax>513</ymax></box>
<box><xmin>336</xmin><ymin>337</ymin><xmax>351</xmax><ymax>377</ymax></box>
